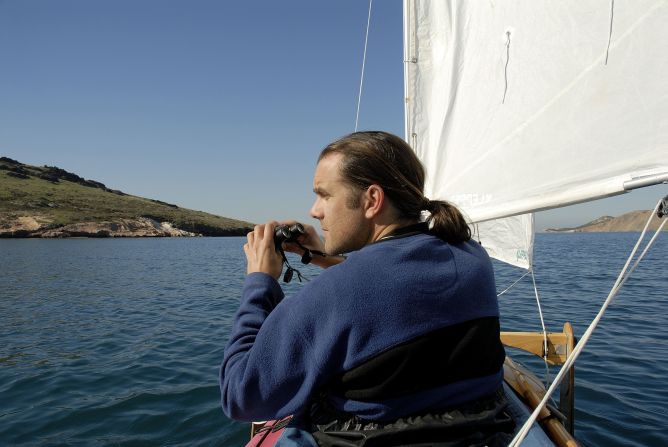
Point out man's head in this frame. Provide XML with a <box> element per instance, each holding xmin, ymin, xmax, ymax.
<box><xmin>318</xmin><ymin>131</ymin><xmax>427</xmax><ymax>216</ymax></box>
<box><xmin>310</xmin><ymin>131</ymin><xmax>427</xmax><ymax>254</ymax></box>
<box><xmin>310</xmin><ymin>131</ymin><xmax>471</xmax><ymax>253</ymax></box>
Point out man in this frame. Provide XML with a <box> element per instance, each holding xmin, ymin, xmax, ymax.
<box><xmin>221</xmin><ymin>131</ymin><xmax>513</xmax><ymax>445</ymax></box>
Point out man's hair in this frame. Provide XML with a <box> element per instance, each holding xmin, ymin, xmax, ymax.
<box><xmin>319</xmin><ymin>131</ymin><xmax>471</xmax><ymax>244</ymax></box>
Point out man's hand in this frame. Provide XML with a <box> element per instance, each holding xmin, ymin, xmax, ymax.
<box><xmin>244</xmin><ymin>222</ymin><xmax>284</xmax><ymax>279</ymax></box>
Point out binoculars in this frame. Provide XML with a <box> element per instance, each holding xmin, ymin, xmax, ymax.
<box><xmin>274</xmin><ymin>223</ymin><xmax>305</xmax><ymax>249</ymax></box>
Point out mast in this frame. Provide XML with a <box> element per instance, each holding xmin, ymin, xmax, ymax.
<box><xmin>402</xmin><ymin>0</ymin><xmax>414</xmax><ymax>150</ymax></box>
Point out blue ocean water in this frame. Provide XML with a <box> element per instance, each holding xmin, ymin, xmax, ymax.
<box><xmin>0</xmin><ymin>233</ymin><xmax>666</xmax><ymax>446</ymax></box>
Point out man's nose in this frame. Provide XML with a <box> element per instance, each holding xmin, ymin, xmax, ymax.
<box><xmin>310</xmin><ymin>200</ymin><xmax>322</xmax><ymax>220</ymax></box>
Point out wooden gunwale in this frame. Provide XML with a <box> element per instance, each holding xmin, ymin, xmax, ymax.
<box><xmin>502</xmin><ymin>323</ymin><xmax>579</xmax><ymax>446</ymax></box>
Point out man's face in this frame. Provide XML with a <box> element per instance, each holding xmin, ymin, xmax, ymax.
<box><xmin>310</xmin><ymin>153</ymin><xmax>371</xmax><ymax>255</ymax></box>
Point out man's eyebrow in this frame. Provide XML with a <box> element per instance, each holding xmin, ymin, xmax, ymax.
<box><xmin>313</xmin><ymin>186</ymin><xmax>328</xmax><ymax>195</ymax></box>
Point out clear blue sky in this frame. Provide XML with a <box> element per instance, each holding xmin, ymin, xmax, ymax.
<box><xmin>1</xmin><ymin>1</ymin><xmax>664</xmax><ymax>231</ymax></box>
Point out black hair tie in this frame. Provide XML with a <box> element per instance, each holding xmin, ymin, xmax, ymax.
<box><xmin>422</xmin><ymin>198</ymin><xmax>434</xmax><ymax>212</ymax></box>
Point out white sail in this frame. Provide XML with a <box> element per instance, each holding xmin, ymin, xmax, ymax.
<box><xmin>404</xmin><ymin>0</ymin><xmax>668</xmax><ymax>268</ymax></box>
<box><xmin>472</xmin><ymin>214</ymin><xmax>534</xmax><ymax>269</ymax></box>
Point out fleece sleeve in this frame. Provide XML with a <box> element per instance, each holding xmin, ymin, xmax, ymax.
<box><xmin>219</xmin><ymin>272</ymin><xmax>323</xmax><ymax>422</ymax></box>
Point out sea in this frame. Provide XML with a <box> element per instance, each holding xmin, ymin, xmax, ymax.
<box><xmin>0</xmin><ymin>232</ymin><xmax>666</xmax><ymax>446</ymax></box>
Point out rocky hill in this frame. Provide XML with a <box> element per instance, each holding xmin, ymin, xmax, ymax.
<box><xmin>545</xmin><ymin>210</ymin><xmax>666</xmax><ymax>233</ymax></box>
<box><xmin>0</xmin><ymin>156</ymin><xmax>253</xmax><ymax>238</ymax></box>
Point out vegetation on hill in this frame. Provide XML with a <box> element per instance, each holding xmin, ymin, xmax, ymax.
<box><xmin>545</xmin><ymin>209</ymin><xmax>666</xmax><ymax>233</ymax></box>
<box><xmin>0</xmin><ymin>157</ymin><xmax>253</xmax><ymax>237</ymax></box>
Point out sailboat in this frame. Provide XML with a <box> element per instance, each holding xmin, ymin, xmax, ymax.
<box><xmin>403</xmin><ymin>1</ymin><xmax>667</xmax><ymax>445</ymax></box>
<box><xmin>248</xmin><ymin>1</ymin><xmax>667</xmax><ymax>445</ymax></box>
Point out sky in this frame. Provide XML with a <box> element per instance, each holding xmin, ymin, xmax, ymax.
<box><xmin>1</xmin><ymin>0</ymin><xmax>665</xmax><ymax>231</ymax></box>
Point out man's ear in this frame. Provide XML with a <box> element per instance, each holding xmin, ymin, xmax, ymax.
<box><xmin>363</xmin><ymin>184</ymin><xmax>385</xmax><ymax>218</ymax></box>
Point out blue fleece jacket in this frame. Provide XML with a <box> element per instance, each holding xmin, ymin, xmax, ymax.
<box><xmin>220</xmin><ymin>232</ymin><xmax>502</xmax><ymax>423</ymax></box>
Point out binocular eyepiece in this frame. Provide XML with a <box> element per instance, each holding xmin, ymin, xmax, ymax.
<box><xmin>274</xmin><ymin>223</ymin><xmax>305</xmax><ymax>249</ymax></box>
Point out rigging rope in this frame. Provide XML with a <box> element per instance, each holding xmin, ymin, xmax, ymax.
<box><xmin>497</xmin><ymin>267</ymin><xmax>552</xmax><ymax>386</ymax></box>
<box><xmin>502</xmin><ymin>30</ymin><xmax>511</xmax><ymax>104</ymax></box>
<box><xmin>496</xmin><ymin>270</ymin><xmax>531</xmax><ymax>297</ymax></box>
<box><xmin>509</xmin><ymin>197</ymin><xmax>667</xmax><ymax>447</ymax></box>
<box><xmin>530</xmin><ymin>269</ymin><xmax>552</xmax><ymax>386</ymax></box>
<box><xmin>605</xmin><ymin>0</ymin><xmax>615</xmax><ymax>65</ymax></box>
<box><xmin>355</xmin><ymin>0</ymin><xmax>373</xmax><ymax>132</ymax></box>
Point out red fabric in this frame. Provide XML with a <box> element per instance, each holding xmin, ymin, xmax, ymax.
<box><xmin>245</xmin><ymin>416</ymin><xmax>293</xmax><ymax>447</ymax></box>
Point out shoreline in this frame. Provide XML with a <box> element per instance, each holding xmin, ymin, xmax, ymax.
<box><xmin>0</xmin><ymin>217</ymin><xmax>250</xmax><ymax>238</ymax></box>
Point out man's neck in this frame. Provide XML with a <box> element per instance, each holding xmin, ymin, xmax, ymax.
<box><xmin>369</xmin><ymin>219</ymin><xmax>420</xmax><ymax>244</ymax></box>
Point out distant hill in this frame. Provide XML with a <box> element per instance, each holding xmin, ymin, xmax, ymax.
<box><xmin>545</xmin><ymin>210</ymin><xmax>666</xmax><ymax>233</ymax></box>
<box><xmin>0</xmin><ymin>156</ymin><xmax>254</xmax><ymax>237</ymax></box>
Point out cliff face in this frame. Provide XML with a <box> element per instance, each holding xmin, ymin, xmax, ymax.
<box><xmin>0</xmin><ymin>157</ymin><xmax>254</xmax><ymax>238</ymax></box>
<box><xmin>546</xmin><ymin>210</ymin><xmax>666</xmax><ymax>233</ymax></box>
<box><xmin>1</xmin><ymin>215</ymin><xmax>197</xmax><ymax>238</ymax></box>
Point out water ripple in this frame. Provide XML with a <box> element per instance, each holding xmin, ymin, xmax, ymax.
<box><xmin>0</xmin><ymin>234</ymin><xmax>666</xmax><ymax>445</ymax></box>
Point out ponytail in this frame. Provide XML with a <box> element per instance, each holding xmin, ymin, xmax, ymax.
<box><xmin>424</xmin><ymin>199</ymin><xmax>471</xmax><ymax>244</ymax></box>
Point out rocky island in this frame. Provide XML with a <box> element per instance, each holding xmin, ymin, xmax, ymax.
<box><xmin>0</xmin><ymin>157</ymin><xmax>253</xmax><ymax>238</ymax></box>
<box><xmin>545</xmin><ymin>210</ymin><xmax>666</xmax><ymax>233</ymax></box>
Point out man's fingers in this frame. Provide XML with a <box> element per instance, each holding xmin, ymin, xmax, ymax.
<box><xmin>251</xmin><ymin>222</ymin><xmax>279</xmax><ymax>244</ymax></box>
<box><xmin>253</xmin><ymin>224</ymin><xmax>264</xmax><ymax>239</ymax></box>
<box><xmin>243</xmin><ymin>221</ymin><xmax>285</xmax><ymax>279</ymax></box>
<box><xmin>261</xmin><ymin>222</ymin><xmax>279</xmax><ymax>249</ymax></box>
